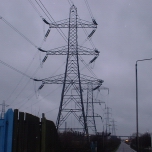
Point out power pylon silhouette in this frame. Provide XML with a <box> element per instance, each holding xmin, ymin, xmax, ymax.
<box><xmin>34</xmin><ymin>5</ymin><xmax>103</xmax><ymax>135</ymax></box>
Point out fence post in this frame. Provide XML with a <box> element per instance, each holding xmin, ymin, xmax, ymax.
<box><xmin>12</xmin><ymin>109</ymin><xmax>18</xmax><ymax>152</ymax></box>
<box><xmin>41</xmin><ymin>113</ymin><xmax>46</xmax><ymax>152</ymax></box>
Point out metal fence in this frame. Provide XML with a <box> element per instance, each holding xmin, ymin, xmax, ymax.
<box><xmin>0</xmin><ymin>109</ymin><xmax>60</xmax><ymax>152</ymax></box>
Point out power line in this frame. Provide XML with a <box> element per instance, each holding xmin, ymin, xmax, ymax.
<box><xmin>0</xmin><ymin>3</ymin><xmax>47</xmax><ymax>108</ymax></box>
<box><xmin>35</xmin><ymin>0</ymin><xmax>68</xmax><ymax>42</ymax></box>
<box><xmin>27</xmin><ymin>0</ymin><xmax>50</xmax><ymax>47</ymax></box>
<box><xmin>17</xmin><ymin>92</ymin><xmax>36</xmax><ymax>110</ymax></box>
<box><xmin>11</xmin><ymin>61</ymin><xmax>66</xmax><ymax>108</ymax></box>
<box><xmin>0</xmin><ymin>59</ymin><xmax>39</xmax><ymax>107</ymax></box>
<box><xmin>10</xmin><ymin>59</ymin><xmax>66</xmax><ymax>108</ymax></box>
<box><xmin>1</xmin><ymin>8</ymin><xmax>45</xmax><ymax>104</ymax></box>
<box><xmin>14</xmin><ymin>60</ymin><xmax>66</xmax><ymax>109</ymax></box>
<box><xmin>9</xmin><ymin>78</ymin><xmax>32</xmax><ymax>106</ymax></box>
<box><xmin>68</xmin><ymin>0</ymin><xmax>73</xmax><ymax>6</ymax></box>
<box><xmin>79</xmin><ymin>55</ymin><xmax>98</xmax><ymax>78</ymax></box>
<box><xmin>84</xmin><ymin>0</ymin><xmax>94</xmax><ymax>19</ymax></box>
<box><xmin>10</xmin><ymin>91</ymin><xmax>35</xmax><ymax>108</ymax></box>
<box><xmin>9</xmin><ymin>66</ymin><xmax>40</xmax><ymax>106</ymax></box>
<box><xmin>0</xmin><ymin>4</ymin><xmax>46</xmax><ymax>105</ymax></box>
<box><xmin>0</xmin><ymin>16</ymin><xmax>37</xmax><ymax>48</ymax></box>
<box><xmin>38</xmin><ymin>0</ymin><xmax>67</xmax><ymax>38</ymax></box>
<box><xmin>20</xmin><ymin>84</ymin><xmax>62</xmax><ymax>110</ymax></box>
<box><xmin>45</xmin><ymin>107</ymin><xmax>58</xmax><ymax>114</ymax></box>
<box><xmin>6</xmin><ymin>50</ymin><xmax>39</xmax><ymax>103</ymax></box>
<box><xmin>0</xmin><ymin>59</ymin><xmax>31</xmax><ymax>79</ymax></box>
<box><xmin>28</xmin><ymin>0</ymin><xmax>42</xmax><ymax>17</ymax></box>
<box><xmin>78</xmin><ymin>15</ymin><xmax>96</xmax><ymax>49</ymax></box>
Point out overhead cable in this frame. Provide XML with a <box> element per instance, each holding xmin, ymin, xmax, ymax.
<box><xmin>45</xmin><ymin>107</ymin><xmax>59</xmax><ymax>114</ymax></box>
<box><xmin>15</xmin><ymin>61</ymin><xmax>66</xmax><ymax>109</ymax></box>
<box><xmin>35</xmin><ymin>0</ymin><xmax>68</xmax><ymax>42</ymax></box>
<box><xmin>0</xmin><ymin>16</ymin><xmax>37</xmax><ymax>48</ymax></box>
<box><xmin>10</xmin><ymin>91</ymin><xmax>35</xmax><ymax>107</ymax></box>
<box><xmin>38</xmin><ymin>0</ymin><xmax>67</xmax><ymax>42</ymax></box>
<box><xmin>28</xmin><ymin>0</ymin><xmax>42</xmax><ymax>17</ymax></box>
<box><xmin>20</xmin><ymin>84</ymin><xmax>62</xmax><ymax>110</ymax></box>
<box><xmin>6</xmin><ymin>51</ymin><xmax>39</xmax><ymax>102</ymax></box>
<box><xmin>84</xmin><ymin>0</ymin><xmax>94</xmax><ymax>19</ymax></box>
<box><xmin>0</xmin><ymin>59</ymin><xmax>31</xmax><ymax>79</ymax></box>
<box><xmin>78</xmin><ymin>15</ymin><xmax>96</xmax><ymax>49</ymax></box>
<box><xmin>68</xmin><ymin>0</ymin><xmax>73</xmax><ymax>6</ymax></box>
<box><xmin>9</xmin><ymin>66</ymin><xmax>40</xmax><ymax>107</ymax></box>
<box><xmin>79</xmin><ymin>55</ymin><xmax>98</xmax><ymax>78</ymax></box>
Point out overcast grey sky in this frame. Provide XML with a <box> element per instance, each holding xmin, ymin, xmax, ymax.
<box><xmin>0</xmin><ymin>0</ymin><xmax>152</xmax><ymax>136</ymax></box>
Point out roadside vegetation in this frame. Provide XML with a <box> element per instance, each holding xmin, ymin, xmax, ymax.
<box><xmin>58</xmin><ymin>131</ymin><xmax>121</xmax><ymax>152</ymax></box>
<box><xmin>127</xmin><ymin>132</ymin><xmax>151</xmax><ymax>152</ymax></box>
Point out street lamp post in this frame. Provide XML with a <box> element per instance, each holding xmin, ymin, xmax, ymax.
<box><xmin>135</xmin><ymin>58</ymin><xmax>152</xmax><ymax>152</ymax></box>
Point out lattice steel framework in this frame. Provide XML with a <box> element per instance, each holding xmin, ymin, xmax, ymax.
<box><xmin>86</xmin><ymin>83</ymin><xmax>97</xmax><ymax>134</ymax></box>
<box><xmin>34</xmin><ymin>5</ymin><xmax>103</xmax><ymax>135</ymax></box>
<box><xmin>0</xmin><ymin>101</ymin><xmax>8</xmax><ymax>119</ymax></box>
<box><xmin>57</xmin><ymin>5</ymin><xmax>87</xmax><ymax>133</ymax></box>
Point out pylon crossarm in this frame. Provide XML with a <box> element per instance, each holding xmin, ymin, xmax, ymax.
<box><xmin>78</xmin><ymin>46</ymin><xmax>99</xmax><ymax>56</ymax></box>
<box><xmin>33</xmin><ymin>74</ymin><xmax>64</xmax><ymax>90</ymax></box>
<box><xmin>68</xmin><ymin>75</ymin><xmax>103</xmax><ymax>90</ymax></box>
<box><xmin>35</xmin><ymin>76</ymin><xmax>103</xmax><ymax>85</ymax></box>
<box><xmin>80</xmin><ymin>75</ymin><xmax>104</xmax><ymax>87</ymax></box>
<box><xmin>47</xmin><ymin>18</ymin><xmax>97</xmax><ymax>28</ymax></box>
<box><xmin>48</xmin><ymin>18</ymin><xmax>69</xmax><ymax>28</ymax></box>
<box><xmin>38</xmin><ymin>74</ymin><xmax>64</xmax><ymax>83</ymax></box>
<box><xmin>38</xmin><ymin>45</ymin><xmax>68</xmax><ymax>53</ymax></box>
<box><xmin>33</xmin><ymin>74</ymin><xmax>103</xmax><ymax>93</ymax></box>
<box><xmin>63</xmin><ymin>74</ymin><xmax>103</xmax><ymax>85</ymax></box>
<box><xmin>38</xmin><ymin>45</ymin><xmax>99</xmax><ymax>55</ymax></box>
<box><xmin>77</xmin><ymin>18</ymin><xmax>97</xmax><ymax>28</ymax></box>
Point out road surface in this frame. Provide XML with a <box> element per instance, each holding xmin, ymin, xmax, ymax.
<box><xmin>116</xmin><ymin>142</ymin><xmax>136</xmax><ymax>152</ymax></box>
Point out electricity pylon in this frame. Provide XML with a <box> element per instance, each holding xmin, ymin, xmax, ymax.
<box><xmin>105</xmin><ymin>106</ymin><xmax>112</xmax><ymax>134</ymax></box>
<box><xmin>34</xmin><ymin>5</ymin><xmax>103</xmax><ymax>135</ymax></box>
<box><xmin>82</xmin><ymin>86</ymin><xmax>108</xmax><ymax>134</ymax></box>
<box><xmin>78</xmin><ymin>83</ymin><xmax>102</xmax><ymax>134</ymax></box>
<box><xmin>111</xmin><ymin>119</ymin><xmax>117</xmax><ymax>136</ymax></box>
<box><xmin>0</xmin><ymin>100</ymin><xmax>8</xmax><ymax>119</ymax></box>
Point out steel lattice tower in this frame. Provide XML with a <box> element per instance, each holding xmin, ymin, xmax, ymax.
<box><xmin>86</xmin><ymin>83</ymin><xmax>97</xmax><ymax>134</ymax></box>
<box><xmin>34</xmin><ymin>5</ymin><xmax>103</xmax><ymax>135</ymax></box>
<box><xmin>0</xmin><ymin>100</ymin><xmax>8</xmax><ymax>119</ymax></box>
<box><xmin>56</xmin><ymin>5</ymin><xmax>87</xmax><ymax>133</ymax></box>
<box><xmin>111</xmin><ymin>119</ymin><xmax>116</xmax><ymax>136</ymax></box>
<box><xmin>105</xmin><ymin>106</ymin><xmax>112</xmax><ymax>134</ymax></box>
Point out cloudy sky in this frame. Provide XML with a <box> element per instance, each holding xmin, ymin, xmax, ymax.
<box><xmin>0</xmin><ymin>0</ymin><xmax>152</xmax><ymax>136</ymax></box>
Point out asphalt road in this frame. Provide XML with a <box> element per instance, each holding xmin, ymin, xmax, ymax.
<box><xmin>116</xmin><ymin>142</ymin><xmax>136</xmax><ymax>152</ymax></box>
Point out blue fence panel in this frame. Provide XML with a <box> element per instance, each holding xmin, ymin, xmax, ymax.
<box><xmin>0</xmin><ymin>109</ymin><xmax>14</xmax><ymax>152</ymax></box>
<box><xmin>0</xmin><ymin>119</ymin><xmax>4</xmax><ymax>152</ymax></box>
